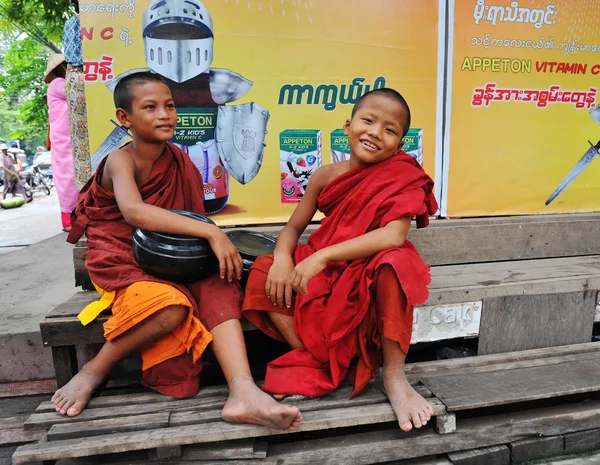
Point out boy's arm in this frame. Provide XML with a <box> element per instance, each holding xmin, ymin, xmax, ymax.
<box><xmin>273</xmin><ymin>167</ymin><xmax>327</xmax><ymax>258</ymax></box>
<box><xmin>266</xmin><ymin>166</ymin><xmax>328</xmax><ymax>308</ymax></box>
<box><xmin>106</xmin><ymin>151</ymin><xmax>243</xmax><ymax>281</ymax></box>
<box><xmin>289</xmin><ymin>217</ymin><xmax>411</xmax><ymax>295</ymax></box>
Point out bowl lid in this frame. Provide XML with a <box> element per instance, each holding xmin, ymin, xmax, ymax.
<box><xmin>225</xmin><ymin>230</ymin><xmax>276</xmax><ymax>262</ymax></box>
<box><xmin>132</xmin><ymin>210</ymin><xmax>217</xmax><ymax>257</ymax></box>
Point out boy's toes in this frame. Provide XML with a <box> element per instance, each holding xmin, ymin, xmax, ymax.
<box><xmin>411</xmin><ymin>412</ymin><xmax>423</xmax><ymax>429</ymax></box>
<box><xmin>67</xmin><ymin>400</ymin><xmax>87</xmax><ymax>417</ymax></box>
<box><xmin>53</xmin><ymin>395</ymin><xmax>67</xmax><ymax>412</ymax></box>
<box><xmin>59</xmin><ymin>399</ymin><xmax>75</xmax><ymax>416</ymax></box>
<box><xmin>288</xmin><ymin>412</ymin><xmax>302</xmax><ymax>431</ymax></box>
<box><xmin>397</xmin><ymin>411</ymin><xmax>413</xmax><ymax>432</ymax></box>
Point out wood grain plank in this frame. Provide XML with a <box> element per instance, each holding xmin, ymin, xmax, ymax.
<box><xmin>36</xmin><ymin>385</ymin><xmax>229</xmax><ymax>413</ymax></box>
<box><xmin>447</xmin><ymin>445</ymin><xmax>510</xmax><ymax>465</ymax></box>
<box><xmin>508</xmin><ymin>436</ymin><xmax>565</xmax><ymax>463</ymax></box>
<box><xmin>478</xmin><ymin>291</ymin><xmax>596</xmax><ymax>355</ymax></box>
<box><xmin>263</xmin><ymin>400</ymin><xmax>600</xmax><ymax>465</ymax></box>
<box><xmin>147</xmin><ymin>439</ymin><xmax>261</xmax><ymax>461</ymax></box>
<box><xmin>0</xmin><ymin>428</ymin><xmax>45</xmax><ymax>447</ymax></box>
<box><xmin>45</xmin><ymin>292</ymin><xmax>98</xmax><ymax>318</ymax></box>
<box><xmin>421</xmin><ymin>358</ymin><xmax>600</xmax><ymax>411</ymax></box>
<box><xmin>0</xmin><ymin>380</ymin><xmax>56</xmax><ymax>398</ymax></box>
<box><xmin>25</xmin><ymin>397</ymin><xmax>224</xmax><ymax>431</ymax></box>
<box><xmin>405</xmin><ymin>342</ymin><xmax>600</xmax><ymax>376</ymax></box>
<box><xmin>426</xmin><ymin>255</ymin><xmax>600</xmax><ymax>306</ymax></box>
<box><xmin>50</xmin><ymin>346</ymin><xmax>78</xmax><ymax>389</ymax></box>
<box><xmin>46</xmin><ymin>413</ymin><xmax>171</xmax><ymax>441</ymax></box>
<box><xmin>41</xmin><ymin>318</ymin><xmax>107</xmax><ymax>346</ymax></box>
<box><xmin>408</xmin><ymin>352</ymin><xmax>600</xmax><ymax>382</ymax></box>
<box><xmin>563</xmin><ymin>428</ymin><xmax>600</xmax><ymax>454</ymax></box>
<box><xmin>13</xmin><ymin>401</ymin><xmax>447</xmax><ymax>463</ymax></box>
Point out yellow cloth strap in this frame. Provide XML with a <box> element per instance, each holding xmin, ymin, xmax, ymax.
<box><xmin>78</xmin><ymin>282</ymin><xmax>116</xmax><ymax>326</ymax></box>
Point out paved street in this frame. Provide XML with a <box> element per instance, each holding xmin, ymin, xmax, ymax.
<box><xmin>0</xmin><ymin>189</ymin><xmax>63</xmax><ymax>252</ymax></box>
<box><xmin>0</xmin><ymin>189</ymin><xmax>76</xmax><ymax>383</ymax></box>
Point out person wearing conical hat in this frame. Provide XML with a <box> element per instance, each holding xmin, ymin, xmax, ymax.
<box><xmin>45</xmin><ymin>53</ymin><xmax>79</xmax><ymax>231</ymax></box>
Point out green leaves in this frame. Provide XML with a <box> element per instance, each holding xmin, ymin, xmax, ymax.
<box><xmin>0</xmin><ymin>0</ymin><xmax>73</xmax><ymax>149</ymax></box>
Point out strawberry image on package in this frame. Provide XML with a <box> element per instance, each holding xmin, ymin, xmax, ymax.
<box><xmin>280</xmin><ymin>130</ymin><xmax>322</xmax><ymax>203</ymax></box>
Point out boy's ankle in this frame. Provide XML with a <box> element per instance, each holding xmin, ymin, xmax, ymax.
<box><xmin>229</xmin><ymin>375</ymin><xmax>255</xmax><ymax>390</ymax></box>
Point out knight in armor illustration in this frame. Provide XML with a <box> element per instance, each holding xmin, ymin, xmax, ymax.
<box><xmin>93</xmin><ymin>0</ymin><xmax>270</xmax><ymax>214</ymax></box>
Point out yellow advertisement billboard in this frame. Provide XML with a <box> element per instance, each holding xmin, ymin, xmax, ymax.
<box><xmin>80</xmin><ymin>0</ymin><xmax>443</xmax><ymax>226</ymax></box>
<box><xmin>443</xmin><ymin>0</ymin><xmax>600</xmax><ymax>216</ymax></box>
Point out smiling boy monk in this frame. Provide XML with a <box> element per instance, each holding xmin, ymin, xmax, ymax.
<box><xmin>56</xmin><ymin>72</ymin><xmax>301</xmax><ymax>431</ymax></box>
<box><xmin>243</xmin><ymin>88</ymin><xmax>438</xmax><ymax>432</ymax></box>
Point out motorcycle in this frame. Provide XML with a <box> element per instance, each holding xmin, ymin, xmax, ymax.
<box><xmin>20</xmin><ymin>164</ymin><xmax>52</xmax><ymax>199</ymax></box>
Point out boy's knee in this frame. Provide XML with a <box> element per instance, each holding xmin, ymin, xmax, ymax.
<box><xmin>154</xmin><ymin>305</ymin><xmax>188</xmax><ymax>332</ymax></box>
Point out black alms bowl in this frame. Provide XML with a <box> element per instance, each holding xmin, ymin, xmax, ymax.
<box><xmin>132</xmin><ymin>210</ymin><xmax>219</xmax><ymax>283</ymax></box>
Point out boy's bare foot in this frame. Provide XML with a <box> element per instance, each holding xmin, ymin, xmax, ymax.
<box><xmin>383</xmin><ymin>371</ymin><xmax>434</xmax><ymax>432</ymax></box>
<box><xmin>222</xmin><ymin>377</ymin><xmax>302</xmax><ymax>431</ymax></box>
<box><xmin>51</xmin><ymin>365</ymin><xmax>102</xmax><ymax>417</ymax></box>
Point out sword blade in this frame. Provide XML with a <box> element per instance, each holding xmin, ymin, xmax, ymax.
<box><xmin>545</xmin><ymin>143</ymin><xmax>600</xmax><ymax>205</ymax></box>
<box><xmin>91</xmin><ymin>124</ymin><xmax>131</xmax><ymax>172</ymax></box>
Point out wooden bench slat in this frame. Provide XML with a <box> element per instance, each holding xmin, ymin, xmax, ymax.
<box><xmin>25</xmin><ymin>396</ymin><xmax>226</xmax><ymax>431</ymax></box>
<box><xmin>422</xmin><ymin>357</ymin><xmax>600</xmax><ymax>411</ymax></box>
<box><xmin>405</xmin><ymin>342</ymin><xmax>600</xmax><ymax>376</ymax></box>
<box><xmin>427</xmin><ymin>255</ymin><xmax>600</xmax><ymax>305</ymax></box>
<box><xmin>147</xmin><ymin>439</ymin><xmax>265</xmax><ymax>461</ymax></box>
<box><xmin>36</xmin><ymin>385</ymin><xmax>231</xmax><ymax>413</ymax></box>
<box><xmin>41</xmin><ymin>317</ymin><xmax>107</xmax><ymax>346</ymax></box>
<box><xmin>265</xmin><ymin>400</ymin><xmax>600</xmax><ymax>465</ymax></box>
<box><xmin>44</xmin><ymin>293</ymin><xmax>98</xmax><ymax>318</ymax></box>
<box><xmin>46</xmin><ymin>412</ymin><xmax>170</xmax><ymax>441</ymax></box>
<box><xmin>13</xmin><ymin>401</ymin><xmax>447</xmax><ymax>464</ymax></box>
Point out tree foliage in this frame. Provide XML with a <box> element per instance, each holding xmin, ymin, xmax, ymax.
<box><xmin>0</xmin><ymin>0</ymin><xmax>71</xmax><ymax>51</ymax></box>
<box><xmin>0</xmin><ymin>36</ymin><xmax>49</xmax><ymax>136</ymax></box>
<box><xmin>0</xmin><ymin>0</ymin><xmax>73</xmax><ymax>151</ymax></box>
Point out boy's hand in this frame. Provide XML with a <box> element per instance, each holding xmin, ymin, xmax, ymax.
<box><xmin>207</xmin><ymin>227</ymin><xmax>243</xmax><ymax>282</ymax></box>
<box><xmin>266</xmin><ymin>255</ymin><xmax>295</xmax><ymax>308</ymax></box>
<box><xmin>289</xmin><ymin>252</ymin><xmax>328</xmax><ymax>296</ymax></box>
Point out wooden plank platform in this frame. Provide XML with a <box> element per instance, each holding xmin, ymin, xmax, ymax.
<box><xmin>13</xmin><ymin>343</ymin><xmax>600</xmax><ymax>464</ymax></box>
<box><xmin>13</xmin><ymin>379</ymin><xmax>447</xmax><ymax>464</ymax></box>
<box><xmin>14</xmin><ymin>396</ymin><xmax>600</xmax><ymax>464</ymax></box>
<box><xmin>421</xmin><ymin>356</ymin><xmax>600</xmax><ymax>411</ymax></box>
<box><xmin>427</xmin><ymin>254</ymin><xmax>600</xmax><ymax>306</ymax></box>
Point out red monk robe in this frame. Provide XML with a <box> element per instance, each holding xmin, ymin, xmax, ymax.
<box><xmin>67</xmin><ymin>142</ymin><xmax>242</xmax><ymax>398</ymax></box>
<box><xmin>243</xmin><ymin>153</ymin><xmax>438</xmax><ymax>397</ymax></box>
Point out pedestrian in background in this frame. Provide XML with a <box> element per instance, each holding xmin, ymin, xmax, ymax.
<box><xmin>1</xmin><ymin>144</ymin><xmax>27</xmax><ymax>202</ymax></box>
<box><xmin>44</xmin><ymin>53</ymin><xmax>79</xmax><ymax>232</ymax></box>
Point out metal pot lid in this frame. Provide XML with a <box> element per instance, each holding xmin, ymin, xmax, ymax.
<box><xmin>225</xmin><ymin>230</ymin><xmax>276</xmax><ymax>263</ymax></box>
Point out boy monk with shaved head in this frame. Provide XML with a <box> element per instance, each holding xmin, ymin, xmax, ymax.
<box><xmin>243</xmin><ymin>88</ymin><xmax>438</xmax><ymax>432</ymax></box>
<box><xmin>58</xmin><ymin>72</ymin><xmax>301</xmax><ymax>431</ymax></box>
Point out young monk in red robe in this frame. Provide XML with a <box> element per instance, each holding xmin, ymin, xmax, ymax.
<box><xmin>243</xmin><ymin>88</ymin><xmax>438</xmax><ymax>432</ymax></box>
<box><xmin>54</xmin><ymin>72</ymin><xmax>301</xmax><ymax>431</ymax></box>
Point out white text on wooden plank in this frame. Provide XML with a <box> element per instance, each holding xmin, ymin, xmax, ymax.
<box><xmin>412</xmin><ymin>302</ymin><xmax>482</xmax><ymax>343</ymax></box>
